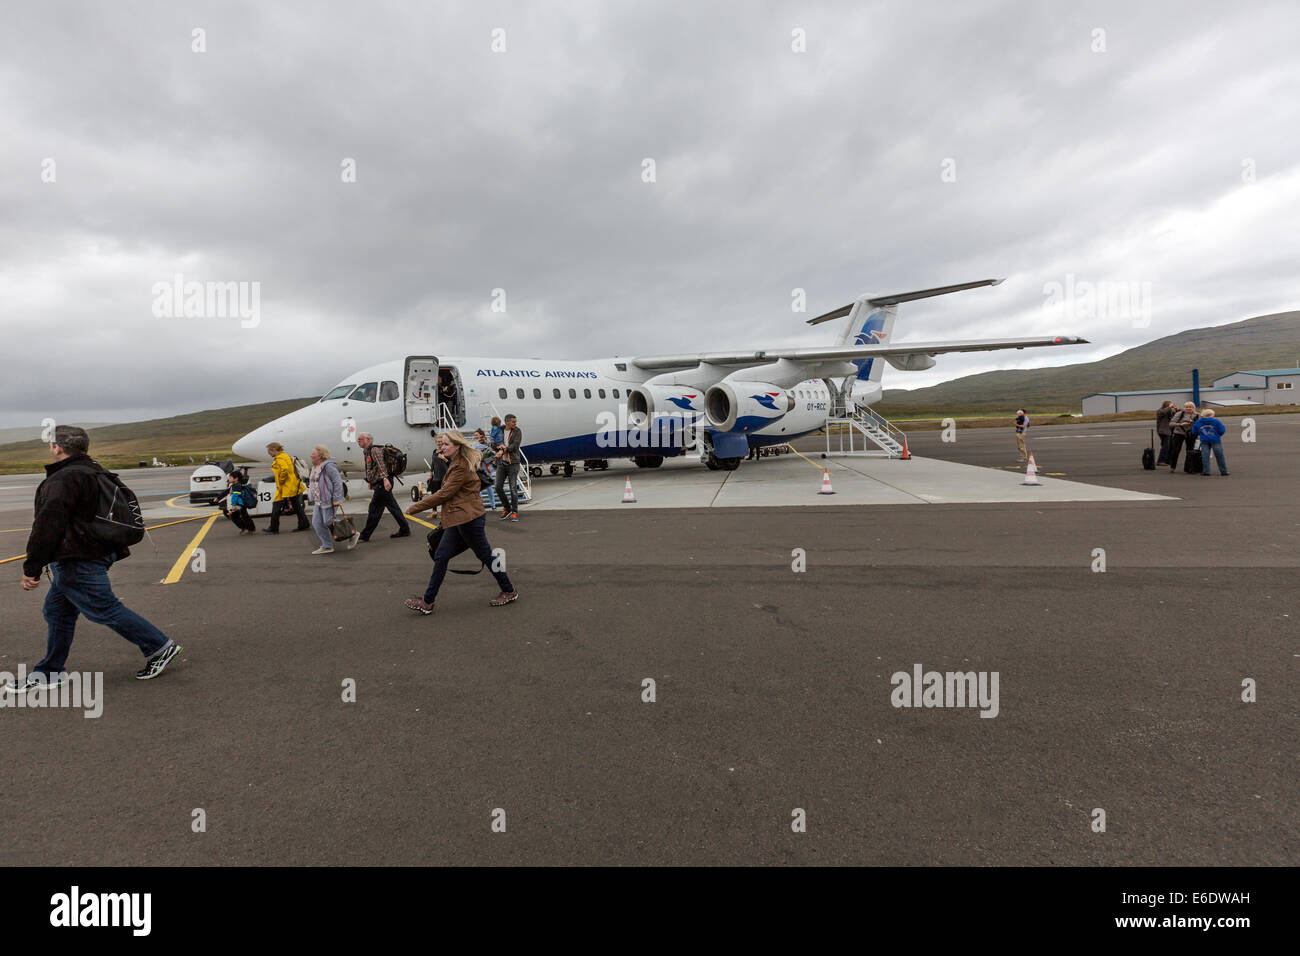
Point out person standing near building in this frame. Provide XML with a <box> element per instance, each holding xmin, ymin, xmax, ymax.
<box><xmin>1167</xmin><ymin>402</ymin><xmax>1200</xmax><ymax>472</ymax></box>
<box><xmin>265</xmin><ymin>441</ymin><xmax>309</xmax><ymax>533</ymax></box>
<box><xmin>356</xmin><ymin>433</ymin><xmax>411</xmax><ymax>542</ymax></box>
<box><xmin>403</xmin><ymin>430</ymin><xmax>518</xmax><ymax>613</ymax></box>
<box><xmin>1154</xmin><ymin>400</ymin><xmax>1176</xmax><ymax>466</ymax></box>
<box><xmin>494</xmin><ymin>414</ymin><xmax>522</xmax><ymax>522</ymax></box>
<box><xmin>1194</xmin><ymin>408</ymin><xmax>1229</xmax><ymax>476</ymax></box>
<box><xmin>6</xmin><ymin>425</ymin><xmax>181</xmax><ymax>694</ymax></box>
<box><xmin>1013</xmin><ymin>409</ymin><xmax>1030</xmax><ymax>462</ymax></box>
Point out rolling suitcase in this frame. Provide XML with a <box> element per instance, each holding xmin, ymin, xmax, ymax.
<box><xmin>1142</xmin><ymin>429</ymin><xmax>1155</xmax><ymax>470</ymax></box>
<box><xmin>1185</xmin><ymin>447</ymin><xmax>1203</xmax><ymax>473</ymax></box>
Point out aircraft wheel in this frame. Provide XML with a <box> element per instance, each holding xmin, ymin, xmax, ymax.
<box><xmin>563</xmin><ymin>462</ymin><xmax>574</xmax><ymax>478</ymax></box>
<box><xmin>600</xmin><ymin>460</ymin><xmax>609</xmax><ymax>470</ymax></box>
<box><xmin>720</xmin><ymin>457</ymin><xmax>741</xmax><ymax>471</ymax></box>
<box><xmin>530</xmin><ymin>466</ymin><xmax>543</xmax><ymax>478</ymax></box>
<box><xmin>549</xmin><ymin>464</ymin><xmax>560</xmax><ymax>476</ymax></box>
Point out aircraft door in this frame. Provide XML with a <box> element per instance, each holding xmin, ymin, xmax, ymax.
<box><xmin>404</xmin><ymin>356</ymin><xmax>440</xmax><ymax>426</ymax></box>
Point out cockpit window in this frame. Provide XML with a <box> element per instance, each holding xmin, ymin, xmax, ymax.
<box><xmin>349</xmin><ymin>382</ymin><xmax>378</xmax><ymax>403</ymax></box>
<box><xmin>379</xmin><ymin>381</ymin><xmax>400</xmax><ymax>402</ymax></box>
<box><xmin>322</xmin><ymin>384</ymin><xmax>355</xmax><ymax>401</ymax></box>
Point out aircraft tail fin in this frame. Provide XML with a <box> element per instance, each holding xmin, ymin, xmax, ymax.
<box><xmin>807</xmin><ymin>279</ymin><xmax>1003</xmax><ymax>383</ymax></box>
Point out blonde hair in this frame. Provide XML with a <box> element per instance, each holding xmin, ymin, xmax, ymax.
<box><xmin>439</xmin><ymin>430</ymin><xmax>482</xmax><ymax>470</ymax></box>
<box><xmin>266</xmin><ymin>441</ymin><xmax>284</xmax><ymax>454</ymax></box>
<box><xmin>313</xmin><ymin>445</ymin><xmax>331</xmax><ymax>460</ymax></box>
<box><xmin>1200</xmin><ymin>408</ymin><xmax>1215</xmax><ymax>417</ymax></box>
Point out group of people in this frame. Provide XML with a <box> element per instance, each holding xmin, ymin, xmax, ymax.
<box><xmin>213</xmin><ymin>418</ymin><xmax>527</xmax><ymax>609</ymax></box>
<box><xmin>1155</xmin><ymin>401</ymin><xmax>1230</xmax><ymax>476</ymax></box>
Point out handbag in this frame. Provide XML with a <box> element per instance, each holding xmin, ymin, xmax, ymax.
<box><xmin>330</xmin><ymin>507</ymin><xmax>356</xmax><ymax>542</ymax></box>
<box><xmin>425</xmin><ymin>523</ymin><xmax>484</xmax><ymax>574</ymax></box>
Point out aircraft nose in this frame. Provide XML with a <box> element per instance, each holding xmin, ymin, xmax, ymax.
<box><xmin>233</xmin><ymin>427</ymin><xmax>271</xmax><ymax>461</ymax></box>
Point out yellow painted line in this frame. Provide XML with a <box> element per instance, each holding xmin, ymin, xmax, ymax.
<box><xmin>165</xmin><ymin>494</ymin><xmax>214</xmax><ymax>512</ymax></box>
<box><xmin>161</xmin><ymin>514</ymin><xmax>220</xmax><ymax>585</ymax></box>
<box><xmin>405</xmin><ymin>512</ymin><xmax>439</xmax><ymax>531</ymax></box>
<box><xmin>1</xmin><ymin>514</ymin><xmax>213</xmax><ymax>567</ymax></box>
<box><xmin>0</xmin><ymin>528</ymin><xmax>31</xmax><ymax>534</ymax></box>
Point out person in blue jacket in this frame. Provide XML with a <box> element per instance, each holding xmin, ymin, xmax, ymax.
<box><xmin>1193</xmin><ymin>409</ymin><xmax>1229</xmax><ymax>476</ymax></box>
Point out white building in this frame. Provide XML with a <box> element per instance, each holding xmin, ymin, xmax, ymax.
<box><xmin>1081</xmin><ymin>367</ymin><xmax>1300</xmax><ymax>415</ymax></box>
<box><xmin>1212</xmin><ymin>368</ymin><xmax>1300</xmax><ymax>401</ymax></box>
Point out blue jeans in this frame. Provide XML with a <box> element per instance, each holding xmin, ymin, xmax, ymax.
<box><xmin>1201</xmin><ymin>441</ymin><xmax>1228</xmax><ymax>474</ymax></box>
<box><xmin>423</xmin><ymin>515</ymin><xmax>514</xmax><ymax>603</ymax></box>
<box><xmin>39</xmin><ymin>555</ymin><xmax>170</xmax><ymax>674</ymax></box>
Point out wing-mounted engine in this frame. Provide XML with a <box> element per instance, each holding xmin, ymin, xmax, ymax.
<box><xmin>704</xmin><ymin>381</ymin><xmax>795</xmax><ymax>433</ymax></box>
<box><xmin>627</xmin><ymin>385</ymin><xmax>707</xmax><ymax>427</ymax></box>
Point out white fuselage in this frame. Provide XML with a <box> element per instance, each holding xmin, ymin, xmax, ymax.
<box><xmin>231</xmin><ymin>355</ymin><xmax>872</xmax><ymax>474</ymax></box>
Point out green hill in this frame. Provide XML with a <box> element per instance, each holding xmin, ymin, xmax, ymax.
<box><xmin>875</xmin><ymin>310</ymin><xmax>1300</xmax><ymax>417</ymax></box>
<box><xmin>0</xmin><ymin>397</ymin><xmax>317</xmax><ymax>474</ymax></box>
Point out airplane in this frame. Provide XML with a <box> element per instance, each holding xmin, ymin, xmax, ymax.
<box><xmin>231</xmin><ymin>279</ymin><xmax>1087</xmax><ymax>479</ymax></box>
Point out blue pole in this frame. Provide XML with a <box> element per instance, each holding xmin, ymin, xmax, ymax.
<box><xmin>1192</xmin><ymin>369</ymin><xmax>1200</xmax><ymax>407</ymax></box>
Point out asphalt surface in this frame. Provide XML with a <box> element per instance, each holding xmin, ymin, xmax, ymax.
<box><xmin>0</xmin><ymin>416</ymin><xmax>1295</xmax><ymax>865</ymax></box>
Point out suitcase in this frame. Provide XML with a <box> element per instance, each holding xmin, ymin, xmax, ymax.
<box><xmin>1185</xmin><ymin>448</ymin><xmax>1203</xmax><ymax>473</ymax></box>
<box><xmin>1142</xmin><ymin>429</ymin><xmax>1155</xmax><ymax>470</ymax></box>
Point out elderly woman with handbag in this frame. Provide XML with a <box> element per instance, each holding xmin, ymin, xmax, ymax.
<box><xmin>308</xmin><ymin>445</ymin><xmax>359</xmax><ymax>554</ymax></box>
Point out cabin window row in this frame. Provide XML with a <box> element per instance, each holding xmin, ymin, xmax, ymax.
<box><xmin>497</xmin><ymin>387</ymin><xmax>620</xmax><ymax>401</ymax></box>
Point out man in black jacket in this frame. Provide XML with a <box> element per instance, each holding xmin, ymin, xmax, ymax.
<box><xmin>6</xmin><ymin>426</ymin><xmax>181</xmax><ymax>695</ymax></box>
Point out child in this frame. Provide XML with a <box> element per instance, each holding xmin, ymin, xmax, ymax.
<box><xmin>216</xmin><ymin>470</ymin><xmax>259</xmax><ymax>534</ymax></box>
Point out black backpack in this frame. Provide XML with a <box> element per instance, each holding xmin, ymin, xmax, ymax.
<box><xmin>380</xmin><ymin>443</ymin><xmax>407</xmax><ymax>481</ymax></box>
<box><xmin>75</xmin><ymin>465</ymin><xmax>145</xmax><ymax>550</ymax></box>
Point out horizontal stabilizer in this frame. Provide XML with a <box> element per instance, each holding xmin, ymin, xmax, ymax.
<box><xmin>807</xmin><ymin>278</ymin><xmax>1003</xmax><ymax>326</ymax></box>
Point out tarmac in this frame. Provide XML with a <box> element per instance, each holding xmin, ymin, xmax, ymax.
<box><xmin>0</xmin><ymin>415</ymin><xmax>1295</xmax><ymax>865</ymax></box>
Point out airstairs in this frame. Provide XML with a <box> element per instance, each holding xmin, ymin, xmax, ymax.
<box><xmin>823</xmin><ymin>404</ymin><xmax>908</xmax><ymax>458</ymax></box>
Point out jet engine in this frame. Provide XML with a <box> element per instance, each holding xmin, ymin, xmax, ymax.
<box><xmin>627</xmin><ymin>385</ymin><xmax>706</xmax><ymax>426</ymax></box>
<box><xmin>704</xmin><ymin>381</ymin><xmax>795</xmax><ymax>433</ymax></box>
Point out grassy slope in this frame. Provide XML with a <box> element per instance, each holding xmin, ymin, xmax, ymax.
<box><xmin>0</xmin><ymin>397</ymin><xmax>317</xmax><ymax>473</ymax></box>
<box><xmin>874</xmin><ymin>310</ymin><xmax>1300</xmax><ymax>417</ymax></box>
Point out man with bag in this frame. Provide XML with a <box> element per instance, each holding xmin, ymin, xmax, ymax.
<box><xmin>307</xmin><ymin>445</ymin><xmax>358</xmax><ymax>553</ymax></box>
<box><xmin>356</xmin><ymin>432</ymin><xmax>411</xmax><ymax>542</ymax></box>
<box><xmin>5</xmin><ymin>425</ymin><xmax>181</xmax><ymax>695</ymax></box>
<box><xmin>494</xmin><ymin>414</ymin><xmax>522</xmax><ymax>522</ymax></box>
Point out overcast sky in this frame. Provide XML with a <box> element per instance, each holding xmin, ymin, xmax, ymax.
<box><xmin>2</xmin><ymin>0</ymin><xmax>1297</xmax><ymax>426</ymax></box>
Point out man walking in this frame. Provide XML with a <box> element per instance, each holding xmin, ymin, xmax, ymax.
<box><xmin>494</xmin><ymin>414</ymin><xmax>522</xmax><ymax>522</ymax></box>
<box><xmin>357</xmin><ymin>433</ymin><xmax>411</xmax><ymax>541</ymax></box>
<box><xmin>6</xmin><ymin>426</ymin><xmax>181</xmax><ymax>694</ymax></box>
<box><xmin>1013</xmin><ymin>409</ymin><xmax>1030</xmax><ymax>462</ymax></box>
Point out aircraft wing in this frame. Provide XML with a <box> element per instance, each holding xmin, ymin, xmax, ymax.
<box><xmin>631</xmin><ymin>335</ymin><xmax>1089</xmax><ymax>371</ymax></box>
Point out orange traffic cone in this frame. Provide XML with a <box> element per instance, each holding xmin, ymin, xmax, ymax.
<box><xmin>818</xmin><ymin>469</ymin><xmax>835</xmax><ymax>494</ymax></box>
<box><xmin>900</xmin><ymin>439</ymin><xmax>911</xmax><ymax>460</ymax></box>
<box><xmin>622</xmin><ymin>476</ymin><xmax>637</xmax><ymax>503</ymax></box>
<box><xmin>1022</xmin><ymin>453</ymin><xmax>1041</xmax><ymax>486</ymax></box>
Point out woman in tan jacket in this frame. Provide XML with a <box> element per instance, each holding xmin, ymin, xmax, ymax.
<box><xmin>403</xmin><ymin>430</ymin><xmax>518</xmax><ymax>613</ymax></box>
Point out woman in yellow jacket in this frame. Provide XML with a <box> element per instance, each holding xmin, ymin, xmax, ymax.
<box><xmin>265</xmin><ymin>442</ymin><xmax>310</xmax><ymax>533</ymax></box>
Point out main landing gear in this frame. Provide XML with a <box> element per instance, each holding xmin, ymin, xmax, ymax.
<box><xmin>698</xmin><ymin>433</ymin><xmax>741</xmax><ymax>471</ymax></box>
<box><xmin>632</xmin><ymin>455</ymin><xmax>664</xmax><ymax>469</ymax></box>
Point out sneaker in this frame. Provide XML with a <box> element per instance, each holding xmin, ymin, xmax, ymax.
<box><xmin>312</xmin><ymin>546</ymin><xmax>335</xmax><ymax>554</ymax></box>
<box><xmin>490</xmin><ymin>590</ymin><xmax>519</xmax><ymax>607</ymax></box>
<box><xmin>391</xmin><ymin>530</ymin><xmax>411</xmax><ymax>538</ymax></box>
<box><xmin>403</xmin><ymin>596</ymin><xmax>436</xmax><ymax>614</ymax></box>
<box><xmin>136</xmin><ymin>641</ymin><xmax>181</xmax><ymax>681</ymax></box>
<box><xmin>3</xmin><ymin>671</ymin><xmax>67</xmax><ymax>695</ymax></box>
<box><xmin>347</xmin><ymin>531</ymin><xmax>361</xmax><ymax>550</ymax></box>
<box><xmin>508</xmin><ymin>512</ymin><xmax>518</xmax><ymax>522</ymax></box>
<box><xmin>357</xmin><ymin>535</ymin><xmax>370</xmax><ymax>543</ymax></box>
<box><xmin>499</xmin><ymin>511</ymin><xmax>511</xmax><ymax>520</ymax></box>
